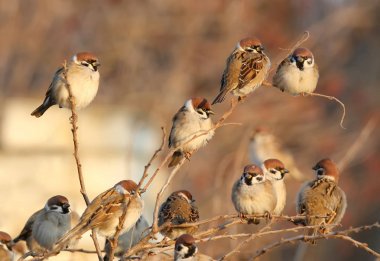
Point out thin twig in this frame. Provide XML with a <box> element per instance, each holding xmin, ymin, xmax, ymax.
<box><xmin>152</xmin><ymin>158</ymin><xmax>186</xmax><ymax>233</ymax></box>
<box><xmin>252</xmin><ymin>222</ymin><xmax>380</xmax><ymax>260</ymax></box>
<box><xmin>219</xmin><ymin>221</ymin><xmax>273</xmax><ymax>260</ymax></box>
<box><xmin>137</xmin><ymin>127</ymin><xmax>166</xmax><ymax>192</ymax></box>
<box><xmin>263</xmin><ymin>81</ymin><xmax>347</xmax><ymax>129</ymax></box>
<box><xmin>306</xmin><ymin>92</ymin><xmax>346</xmax><ymax>129</ymax></box>
<box><xmin>62</xmin><ymin>61</ymin><xmax>103</xmax><ymax>261</ymax></box>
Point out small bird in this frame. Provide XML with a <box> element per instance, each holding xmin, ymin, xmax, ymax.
<box><xmin>55</xmin><ymin>180</ymin><xmax>143</xmax><ymax>251</ymax></box>
<box><xmin>174</xmin><ymin>234</ymin><xmax>214</xmax><ymax>261</ymax></box>
<box><xmin>296</xmin><ymin>158</ymin><xmax>347</xmax><ymax>242</ymax></box>
<box><xmin>13</xmin><ymin>195</ymin><xmax>71</xmax><ymax>253</ymax></box>
<box><xmin>273</xmin><ymin>47</ymin><xmax>319</xmax><ymax>96</ymax></box>
<box><xmin>158</xmin><ymin>190</ymin><xmax>199</xmax><ymax>239</ymax></box>
<box><xmin>231</xmin><ymin>164</ymin><xmax>276</xmax><ymax>224</ymax></box>
<box><xmin>168</xmin><ymin>97</ymin><xmax>215</xmax><ymax>167</ymax></box>
<box><xmin>212</xmin><ymin>37</ymin><xmax>271</xmax><ymax>104</ymax></box>
<box><xmin>31</xmin><ymin>52</ymin><xmax>100</xmax><ymax>117</ymax></box>
<box><xmin>262</xmin><ymin>159</ymin><xmax>289</xmax><ymax>215</ymax></box>
<box><xmin>104</xmin><ymin>215</ymin><xmax>149</xmax><ymax>261</ymax></box>
<box><xmin>249</xmin><ymin>127</ymin><xmax>304</xmax><ymax>181</ymax></box>
<box><xmin>0</xmin><ymin>231</ymin><xmax>12</xmax><ymax>261</ymax></box>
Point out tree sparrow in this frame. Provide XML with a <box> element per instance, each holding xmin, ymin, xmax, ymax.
<box><xmin>55</xmin><ymin>180</ymin><xmax>143</xmax><ymax>250</ymax></box>
<box><xmin>231</xmin><ymin>164</ymin><xmax>276</xmax><ymax>224</ymax></box>
<box><xmin>212</xmin><ymin>37</ymin><xmax>271</xmax><ymax>104</ymax></box>
<box><xmin>168</xmin><ymin>98</ymin><xmax>215</xmax><ymax>167</ymax></box>
<box><xmin>0</xmin><ymin>231</ymin><xmax>12</xmax><ymax>261</ymax></box>
<box><xmin>249</xmin><ymin>127</ymin><xmax>304</xmax><ymax>181</ymax></box>
<box><xmin>104</xmin><ymin>215</ymin><xmax>149</xmax><ymax>261</ymax></box>
<box><xmin>13</xmin><ymin>195</ymin><xmax>71</xmax><ymax>253</ymax></box>
<box><xmin>31</xmin><ymin>52</ymin><xmax>100</xmax><ymax>117</ymax></box>
<box><xmin>273</xmin><ymin>47</ymin><xmax>319</xmax><ymax>96</ymax></box>
<box><xmin>296</xmin><ymin>158</ymin><xmax>347</xmax><ymax>242</ymax></box>
<box><xmin>262</xmin><ymin>159</ymin><xmax>289</xmax><ymax>215</ymax></box>
<box><xmin>158</xmin><ymin>190</ymin><xmax>199</xmax><ymax>239</ymax></box>
<box><xmin>174</xmin><ymin>234</ymin><xmax>214</xmax><ymax>261</ymax></box>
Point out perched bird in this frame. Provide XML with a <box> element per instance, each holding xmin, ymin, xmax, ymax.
<box><xmin>158</xmin><ymin>190</ymin><xmax>199</xmax><ymax>239</ymax></box>
<box><xmin>262</xmin><ymin>159</ymin><xmax>289</xmax><ymax>215</ymax></box>
<box><xmin>212</xmin><ymin>37</ymin><xmax>271</xmax><ymax>104</ymax></box>
<box><xmin>13</xmin><ymin>195</ymin><xmax>71</xmax><ymax>253</ymax></box>
<box><xmin>296</xmin><ymin>158</ymin><xmax>347</xmax><ymax>242</ymax></box>
<box><xmin>273</xmin><ymin>47</ymin><xmax>319</xmax><ymax>96</ymax></box>
<box><xmin>31</xmin><ymin>52</ymin><xmax>100</xmax><ymax>117</ymax></box>
<box><xmin>168</xmin><ymin>97</ymin><xmax>215</xmax><ymax>167</ymax></box>
<box><xmin>55</xmin><ymin>180</ymin><xmax>143</xmax><ymax>251</ymax></box>
<box><xmin>231</xmin><ymin>164</ymin><xmax>276</xmax><ymax>224</ymax></box>
<box><xmin>174</xmin><ymin>234</ymin><xmax>214</xmax><ymax>261</ymax></box>
<box><xmin>104</xmin><ymin>215</ymin><xmax>149</xmax><ymax>261</ymax></box>
<box><xmin>249</xmin><ymin>127</ymin><xmax>304</xmax><ymax>181</ymax></box>
<box><xmin>0</xmin><ymin>231</ymin><xmax>12</xmax><ymax>261</ymax></box>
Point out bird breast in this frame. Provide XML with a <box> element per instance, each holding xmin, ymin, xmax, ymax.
<box><xmin>170</xmin><ymin>111</ymin><xmax>214</xmax><ymax>152</ymax></box>
<box><xmin>55</xmin><ymin>64</ymin><xmax>100</xmax><ymax>109</ymax></box>
<box><xmin>232</xmin><ymin>181</ymin><xmax>275</xmax><ymax>215</ymax></box>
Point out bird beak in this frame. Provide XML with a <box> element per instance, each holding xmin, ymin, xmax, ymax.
<box><xmin>312</xmin><ymin>166</ymin><xmax>317</xmax><ymax>171</ymax></box>
<box><xmin>281</xmin><ymin>169</ymin><xmax>289</xmax><ymax>174</ymax></box>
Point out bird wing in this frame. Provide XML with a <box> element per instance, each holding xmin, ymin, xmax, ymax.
<box><xmin>330</xmin><ymin>186</ymin><xmax>347</xmax><ymax>225</ymax></box>
<box><xmin>13</xmin><ymin>209</ymin><xmax>44</xmax><ymax>242</ymax></box>
<box><xmin>237</xmin><ymin>53</ymin><xmax>265</xmax><ymax>89</ymax></box>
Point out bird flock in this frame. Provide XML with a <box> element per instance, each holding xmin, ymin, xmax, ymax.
<box><xmin>0</xmin><ymin>37</ymin><xmax>347</xmax><ymax>261</ymax></box>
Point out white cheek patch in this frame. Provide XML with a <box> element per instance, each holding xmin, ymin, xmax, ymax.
<box><xmin>178</xmin><ymin>192</ymin><xmax>190</xmax><ymax>202</ymax></box>
<box><xmin>236</xmin><ymin>42</ymin><xmax>244</xmax><ymax>52</ymax></box>
<box><xmin>115</xmin><ymin>185</ymin><xmax>128</xmax><ymax>194</ymax></box>
<box><xmin>184</xmin><ymin>99</ymin><xmax>195</xmax><ymax>112</ymax></box>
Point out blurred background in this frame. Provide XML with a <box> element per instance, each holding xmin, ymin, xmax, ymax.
<box><xmin>0</xmin><ymin>0</ymin><xmax>379</xmax><ymax>260</ymax></box>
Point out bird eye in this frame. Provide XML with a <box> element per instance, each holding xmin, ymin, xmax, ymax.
<box><xmin>196</xmin><ymin>109</ymin><xmax>205</xmax><ymax>115</ymax></box>
<box><xmin>81</xmin><ymin>61</ymin><xmax>89</xmax><ymax>67</ymax></box>
<box><xmin>316</xmin><ymin>168</ymin><xmax>325</xmax><ymax>176</ymax></box>
<box><xmin>176</xmin><ymin>245</ymin><xmax>183</xmax><ymax>251</ymax></box>
<box><xmin>270</xmin><ymin>169</ymin><xmax>276</xmax><ymax>174</ymax></box>
<box><xmin>307</xmin><ymin>60</ymin><xmax>312</xmax><ymax>65</ymax></box>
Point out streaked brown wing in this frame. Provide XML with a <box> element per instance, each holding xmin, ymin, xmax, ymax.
<box><xmin>237</xmin><ymin>53</ymin><xmax>265</xmax><ymax>89</ymax></box>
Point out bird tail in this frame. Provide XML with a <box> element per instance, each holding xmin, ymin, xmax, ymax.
<box><xmin>168</xmin><ymin>150</ymin><xmax>183</xmax><ymax>168</ymax></box>
<box><xmin>31</xmin><ymin>102</ymin><xmax>52</xmax><ymax>118</ymax></box>
<box><xmin>212</xmin><ymin>89</ymin><xmax>228</xmax><ymax>105</ymax></box>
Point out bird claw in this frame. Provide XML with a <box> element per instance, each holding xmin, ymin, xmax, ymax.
<box><xmin>184</xmin><ymin>152</ymin><xmax>192</xmax><ymax>161</ymax></box>
<box><xmin>264</xmin><ymin>211</ymin><xmax>273</xmax><ymax>222</ymax></box>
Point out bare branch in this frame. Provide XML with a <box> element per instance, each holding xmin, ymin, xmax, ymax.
<box><xmin>137</xmin><ymin>127</ymin><xmax>166</xmax><ymax>192</ymax></box>
<box><xmin>252</xmin><ymin>222</ymin><xmax>380</xmax><ymax>260</ymax></box>
<box><xmin>62</xmin><ymin>61</ymin><xmax>103</xmax><ymax>261</ymax></box>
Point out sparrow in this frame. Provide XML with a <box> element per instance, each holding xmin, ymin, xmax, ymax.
<box><xmin>158</xmin><ymin>190</ymin><xmax>199</xmax><ymax>239</ymax></box>
<box><xmin>262</xmin><ymin>158</ymin><xmax>289</xmax><ymax>215</ymax></box>
<box><xmin>168</xmin><ymin>97</ymin><xmax>215</xmax><ymax>167</ymax></box>
<box><xmin>31</xmin><ymin>52</ymin><xmax>100</xmax><ymax>117</ymax></box>
<box><xmin>55</xmin><ymin>180</ymin><xmax>144</xmax><ymax>251</ymax></box>
<box><xmin>296</xmin><ymin>158</ymin><xmax>347</xmax><ymax>242</ymax></box>
<box><xmin>0</xmin><ymin>231</ymin><xmax>12</xmax><ymax>261</ymax></box>
<box><xmin>273</xmin><ymin>47</ymin><xmax>319</xmax><ymax>96</ymax></box>
<box><xmin>104</xmin><ymin>215</ymin><xmax>149</xmax><ymax>261</ymax></box>
<box><xmin>12</xmin><ymin>195</ymin><xmax>71</xmax><ymax>253</ymax></box>
<box><xmin>212</xmin><ymin>37</ymin><xmax>271</xmax><ymax>104</ymax></box>
<box><xmin>249</xmin><ymin>127</ymin><xmax>304</xmax><ymax>181</ymax></box>
<box><xmin>174</xmin><ymin>234</ymin><xmax>214</xmax><ymax>261</ymax></box>
<box><xmin>231</xmin><ymin>164</ymin><xmax>276</xmax><ymax>224</ymax></box>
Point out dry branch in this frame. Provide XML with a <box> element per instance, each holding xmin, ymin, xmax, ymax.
<box><xmin>62</xmin><ymin>61</ymin><xmax>103</xmax><ymax>261</ymax></box>
<box><xmin>252</xmin><ymin>222</ymin><xmax>380</xmax><ymax>260</ymax></box>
